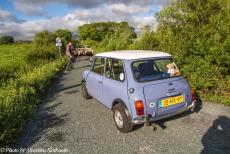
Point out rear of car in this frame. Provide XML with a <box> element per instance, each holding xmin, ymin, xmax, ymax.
<box><xmin>127</xmin><ymin>57</ymin><xmax>195</xmax><ymax>124</ymax></box>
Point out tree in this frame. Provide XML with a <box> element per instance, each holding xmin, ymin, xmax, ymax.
<box><xmin>54</xmin><ymin>29</ymin><xmax>72</xmax><ymax>47</ymax></box>
<box><xmin>156</xmin><ymin>0</ymin><xmax>230</xmax><ymax>98</ymax></box>
<box><xmin>33</xmin><ymin>30</ymin><xmax>56</xmax><ymax>48</ymax></box>
<box><xmin>78</xmin><ymin>22</ymin><xmax>136</xmax><ymax>42</ymax></box>
<box><xmin>129</xmin><ymin>25</ymin><xmax>159</xmax><ymax>50</ymax></box>
<box><xmin>78</xmin><ymin>22</ymin><xmax>137</xmax><ymax>51</ymax></box>
<box><xmin>0</xmin><ymin>36</ymin><xmax>14</xmax><ymax>44</ymax></box>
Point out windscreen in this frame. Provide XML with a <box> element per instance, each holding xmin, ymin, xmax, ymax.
<box><xmin>132</xmin><ymin>58</ymin><xmax>180</xmax><ymax>82</ymax></box>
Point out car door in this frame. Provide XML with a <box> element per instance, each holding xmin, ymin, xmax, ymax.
<box><xmin>102</xmin><ymin>58</ymin><xmax>128</xmax><ymax>109</ymax></box>
<box><xmin>86</xmin><ymin>57</ymin><xmax>105</xmax><ymax>102</ymax></box>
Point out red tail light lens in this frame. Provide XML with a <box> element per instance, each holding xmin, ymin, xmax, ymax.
<box><xmin>135</xmin><ymin>100</ymin><xmax>144</xmax><ymax>116</ymax></box>
<box><xmin>192</xmin><ymin>89</ymin><xmax>196</xmax><ymax>101</ymax></box>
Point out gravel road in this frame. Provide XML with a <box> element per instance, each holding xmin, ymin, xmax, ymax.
<box><xmin>15</xmin><ymin>56</ymin><xmax>230</xmax><ymax>154</ymax></box>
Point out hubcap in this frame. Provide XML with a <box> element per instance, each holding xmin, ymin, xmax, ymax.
<box><xmin>114</xmin><ymin>110</ymin><xmax>123</xmax><ymax>128</ymax></box>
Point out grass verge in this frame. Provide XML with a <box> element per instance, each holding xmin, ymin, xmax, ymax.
<box><xmin>0</xmin><ymin>58</ymin><xmax>65</xmax><ymax>147</ymax></box>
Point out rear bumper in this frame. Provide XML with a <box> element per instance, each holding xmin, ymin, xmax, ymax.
<box><xmin>132</xmin><ymin>101</ymin><xmax>196</xmax><ymax>124</ymax></box>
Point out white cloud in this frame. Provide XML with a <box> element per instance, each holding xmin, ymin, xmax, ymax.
<box><xmin>1</xmin><ymin>1</ymin><xmax>166</xmax><ymax>40</ymax></box>
<box><xmin>14</xmin><ymin>1</ymin><xmax>46</xmax><ymax>16</ymax></box>
<box><xmin>14</xmin><ymin>0</ymin><xmax>171</xmax><ymax>9</ymax></box>
<box><xmin>0</xmin><ymin>13</ymin><xmax>86</xmax><ymax>40</ymax></box>
<box><xmin>109</xmin><ymin>3</ymin><xmax>150</xmax><ymax>15</ymax></box>
<box><xmin>0</xmin><ymin>9</ymin><xmax>12</xmax><ymax>21</ymax></box>
<box><xmin>131</xmin><ymin>16</ymin><xmax>157</xmax><ymax>30</ymax></box>
<box><xmin>0</xmin><ymin>8</ymin><xmax>22</xmax><ymax>22</ymax></box>
<box><xmin>66</xmin><ymin>10</ymin><xmax>92</xmax><ymax>20</ymax></box>
<box><xmin>12</xmin><ymin>0</ymin><xmax>171</xmax><ymax>17</ymax></box>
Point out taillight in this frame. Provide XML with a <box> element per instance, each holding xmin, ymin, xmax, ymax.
<box><xmin>135</xmin><ymin>100</ymin><xmax>144</xmax><ymax>116</ymax></box>
<box><xmin>192</xmin><ymin>89</ymin><xmax>196</xmax><ymax>101</ymax></box>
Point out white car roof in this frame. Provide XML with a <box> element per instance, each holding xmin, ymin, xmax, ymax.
<box><xmin>95</xmin><ymin>50</ymin><xmax>172</xmax><ymax>60</ymax></box>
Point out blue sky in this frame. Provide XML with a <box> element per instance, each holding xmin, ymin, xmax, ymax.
<box><xmin>0</xmin><ymin>0</ymin><xmax>72</xmax><ymax>21</ymax></box>
<box><xmin>0</xmin><ymin>0</ymin><xmax>170</xmax><ymax>40</ymax></box>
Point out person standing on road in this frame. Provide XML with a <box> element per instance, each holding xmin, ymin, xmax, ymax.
<box><xmin>65</xmin><ymin>39</ymin><xmax>74</xmax><ymax>71</ymax></box>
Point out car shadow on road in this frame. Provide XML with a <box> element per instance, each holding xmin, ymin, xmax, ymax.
<box><xmin>201</xmin><ymin>116</ymin><xmax>230</xmax><ymax>154</ymax></box>
<box><xmin>57</xmin><ymin>83</ymin><xmax>81</xmax><ymax>92</ymax></box>
<box><xmin>153</xmin><ymin>98</ymin><xmax>203</xmax><ymax>130</ymax></box>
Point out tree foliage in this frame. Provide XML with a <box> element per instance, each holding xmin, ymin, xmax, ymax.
<box><xmin>34</xmin><ymin>29</ymin><xmax>73</xmax><ymax>48</ymax></box>
<box><xmin>32</xmin><ymin>29</ymin><xmax>74</xmax><ymax>58</ymax></box>
<box><xmin>0</xmin><ymin>36</ymin><xmax>14</xmax><ymax>44</ymax></box>
<box><xmin>129</xmin><ymin>26</ymin><xmax>159</xmax><ymax>50</ymax></box>
<box><xmin>155</xmin><ymin>0</ymin><xmax>230</xmax><ymax>102</ymax></box>
<box><xmin>33</xmin><ymin>30</ymin><xmax>56</xmax><ymax>48</ymax></box>
<box><xmin>78</xmin><ymin>1</ymin><xmax>230</xmax><ymax>103</ymax></box>
<box><xmin>79</xmin><ymin>22</ymin><xmax>136</xmax><ymax>42</ymax></box>
<box><xmin>78</xmin><ymin>22</ymin><xmax>136</xmax><ymax>52</ymax></box>
<box><xmin>54</xmin><ymin>29</ymin><xmax>72</xmax><ymax>47</ymax></box>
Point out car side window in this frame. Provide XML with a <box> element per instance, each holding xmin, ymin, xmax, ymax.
<box><xmin>92</xmin><ymin>57</ymin><xmax>105</xmax><ymax>75</ymax></box>
<box><xmin>105</xmin><ymin>58</ymin><xmax>125</xmax><ymax>82</ymax></box>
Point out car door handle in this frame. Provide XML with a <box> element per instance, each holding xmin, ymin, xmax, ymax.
<box><xmin>98</xmin><ymin>81</ymin><xmax>103</xmax><ymax>84</ymax></box>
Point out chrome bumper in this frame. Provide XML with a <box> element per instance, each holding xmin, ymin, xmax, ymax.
<box><xmin>132</xmin><ymin>101</ymin><xmax>196</xmax><ymax>124</ymax></box>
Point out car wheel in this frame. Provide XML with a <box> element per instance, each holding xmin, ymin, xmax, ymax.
<box><xmin>81</xmin><ymin>81</ymin><xmax>91</xmax><ymax>99</ymax></box>
<box><xmin>113</xmin><ymin>103</ymin><xmax>133</xmax><ymax>133</ymax></box>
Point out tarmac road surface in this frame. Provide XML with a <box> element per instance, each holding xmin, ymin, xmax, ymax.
<box><xmin>15</xmin><ymin>56</ymin><xmax>230</xmax><ymax>154</ymax></box>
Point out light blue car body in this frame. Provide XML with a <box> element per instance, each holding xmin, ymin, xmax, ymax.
<box><xmin>82</xmin><ymin>51</ymin><xmax>195</xmax><ymax>124</ymax></box>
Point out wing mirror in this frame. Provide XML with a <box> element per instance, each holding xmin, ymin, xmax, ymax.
<box><xmin>89</xmin><ymin>57</ymin><xmax>94</xmax><ymax>66</ymax></box>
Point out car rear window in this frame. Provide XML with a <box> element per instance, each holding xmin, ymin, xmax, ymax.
<box><xmin>132</xmin><ymin>58</ymin><xmax>181</xmax><ymax>82</ymax></box>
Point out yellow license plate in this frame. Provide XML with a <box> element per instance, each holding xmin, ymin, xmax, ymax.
<box><xmin>160</xmin><ymin>95</ymin><xmax>184</xmax><ymax>108</ymax></box>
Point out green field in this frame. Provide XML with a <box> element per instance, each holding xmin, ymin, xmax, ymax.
<box><xmin>0</xmin><ymin>43</ymin><xmax>31</xmax><ymax>65</ymax></box>
<box><xmin>0</xmin><ymin>43</ymin><xmax>65</xmax><ymax>147</ymax></box>
<box><xmin>0</xmin><ymin>43</ymin><xmax>31</xmax><ymax>83</ymax></box>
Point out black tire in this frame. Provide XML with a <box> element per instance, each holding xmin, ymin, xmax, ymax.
<box><xmin>81</xmin><ymin>81</ymin><xmax>91</xmax><ymax>99</ymax></box>
<box><xmin>113</xmin><ymin>103</ymin><xmax>133</xmax><ymax>133</ymax></box>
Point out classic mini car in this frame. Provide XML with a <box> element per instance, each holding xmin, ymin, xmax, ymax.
<box><xmin>81</xmin><ymin>50</ymin><xmax>196</xmax><ymax>133</ymax></box>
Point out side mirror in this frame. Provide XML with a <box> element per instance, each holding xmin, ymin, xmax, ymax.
<box><xmin>89</xmin><ymin>57</ymin><xmax>94</xmax><ymax>66</ymax></box>
<box><xmin>89</xmin><ymin>57</ymin><xmax>93</xmax><ymax>62</ymax></box>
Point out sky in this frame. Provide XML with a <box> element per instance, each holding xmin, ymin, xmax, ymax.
<box><xmin>0</xmin><ymin>0</ymin><xmax>171</xmax><ymax>40</ymax></box>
